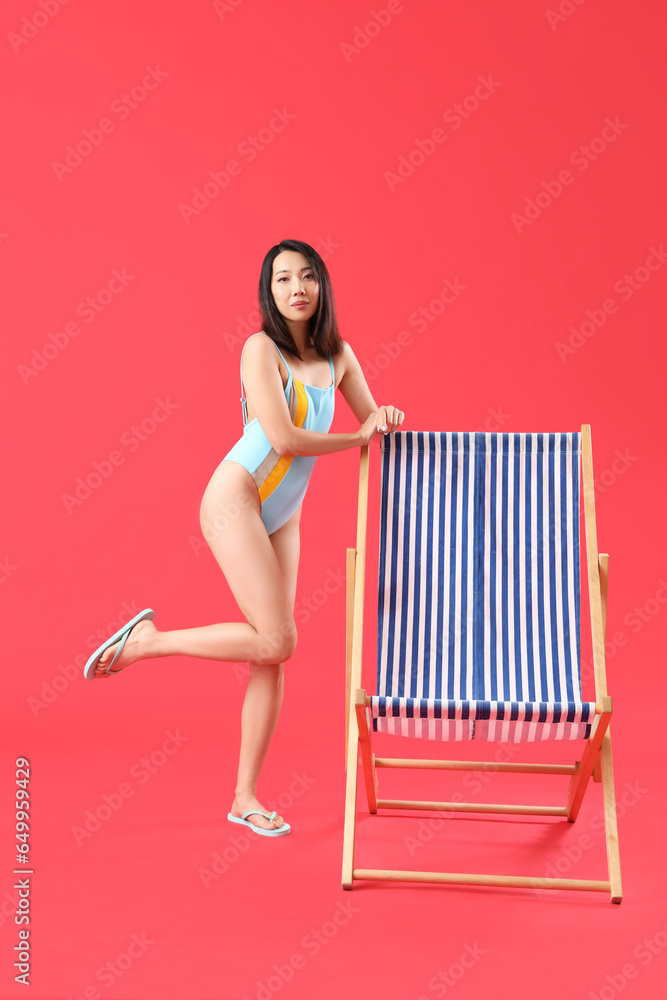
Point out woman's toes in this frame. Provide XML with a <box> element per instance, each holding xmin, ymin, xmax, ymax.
<box><xmin>96</xmin><ymin>647</ymin><xmax>119</xmax><ymax>674</ymax></box>
<box><xmin>253</xmin><ymin>813</ymin><xmax>279</xmax><ymax>829</ymax></box>
<box><xmin>232</xmin><ymin>800</ymin><xmax>284</xmax><ymax>830</ymax></box>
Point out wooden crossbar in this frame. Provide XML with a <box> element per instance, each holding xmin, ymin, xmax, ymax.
<box><xmin>352</xmin><ymin>870</ymin><xmax>611</xmax><ymax>893</ymax></box>
<box><xmin>377</xmin><ymin>799</ymin><xmax>568</xmax><ymax>816</ymax></box>
<box><xmin>374</xmin><ymin>757</ymin><xmax>576</xmax><ymax>775</ymax></box>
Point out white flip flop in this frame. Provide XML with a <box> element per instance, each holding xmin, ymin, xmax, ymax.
<box><xmin>83</xmin><ymin>609</ymin><xmax>155</xmax><ymax>680</ymax></box>
<box><xmin>227</xmin><ymin>810</ymin><xmax>291</xmax><ymax>837</ymax></box>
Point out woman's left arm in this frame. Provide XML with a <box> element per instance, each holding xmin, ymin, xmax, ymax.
<box><xmin>336</xmin><ymin>341</ymin><xmax>405</xmax><ymax>434</ymax></box>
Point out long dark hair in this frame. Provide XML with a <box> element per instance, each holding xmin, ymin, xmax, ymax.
<box><xmin>258</xmin><ymin>239</ymin><xmax>344</xmax><ymax>362</ymax></box>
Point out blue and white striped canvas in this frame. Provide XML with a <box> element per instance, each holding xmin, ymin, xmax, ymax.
<box><xmin>371</xmin><ymin>432</ymin><xmax>594</xmax><ymax>742</ymax></box>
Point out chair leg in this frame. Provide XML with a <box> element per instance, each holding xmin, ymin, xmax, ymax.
<box><xmin>342</xmin><ymin>685</ymin><xmax>361</xmax><ymax>889</ymax></box>
<box><xmin>600</xmin><ymin>728</ymin><xmax>623</xmax><ymax>903</ymax></box>
<box><xmin>567</xmin><ymin>700</ymin><xmax>612</xmax><ymax>821</ymax></box>
<box><xmin>595</xmin><ymin>550</ymin><xmax>621</xmax><ymax>900</ymax></box>
<box><xmin>344</xmin><ymin>547</ymin><xmax>356</xmax><ymax>774</ymax></box>
<box><xmin>355</xmin><ymin>690</ymin><xmax>378</xmax><ymax>813</ymax></box>
<box><xmin>342</xmin><ymin>446</ymin><xmax>370</xmax><ymax>890</ymax></box>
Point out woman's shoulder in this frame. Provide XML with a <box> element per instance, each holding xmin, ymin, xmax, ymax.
<box><xmin>241</xmin><ymin>333</ymin><xmax>277</xmax><ymax>371</ymax></box>
<box><xmin>244</xmin><ymin>331</ymin><xmax>269</xmax><ymax>346</ymax></box>
<box><xmin>337</xmin><ymin>339</ymin><xmax>356</xmax><ymax>363</ymax></box>
<box><xmin>242</xmin><ymin>331</ymin><xmax>275</xmax><ymax>357</ymax></box>
<box><xmin>242</xmin><ymin>333</ymin><xmax>290</xmax><ymax>384</ymax></box>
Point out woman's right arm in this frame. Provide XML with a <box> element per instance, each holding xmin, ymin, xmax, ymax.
<box><xmin>288</xmin><ymin>412</ymin><xmax>381</xmax><ymax>457</ymax></box>
<box><xmin>239</xmin><ymin>336</ymin><xmax>380</xmax><ymax>457</ymax></box>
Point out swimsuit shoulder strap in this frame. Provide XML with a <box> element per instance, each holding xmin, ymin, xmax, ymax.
<box><xmin>328</xmin><ymin>353</ymin><xmax>335</xmax><ymax>385</ymax></box>
<box><xmin>239</xmin><ymin>333</ymin><xmax>263</xmax><ymax>425</ymax></box>
<box><xmin>239</xmin><ymin>333</ymin><xmax>293</xmax><ymax>425</ymax></box>
<box><xmin>267</xmin><ymin>337</ymin><xmax>293</xmax><ymax>375</ymax></box>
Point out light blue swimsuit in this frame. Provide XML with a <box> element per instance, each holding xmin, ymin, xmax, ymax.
<box><xmin>221</xmin><ymin>333</ymin><xmax>336</xmax><ymax>535</ymax></box>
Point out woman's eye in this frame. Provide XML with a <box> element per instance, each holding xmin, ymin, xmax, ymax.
<box><xmin>277</xmin><ymin>274</ymin><xmax>315</xmax><ymax>282</ymax></box>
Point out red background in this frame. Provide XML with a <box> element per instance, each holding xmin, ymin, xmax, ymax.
<box><xmin>2</xmin><ymin>0</ymin><xmax>666</xmax><ymax>997</ymax></box>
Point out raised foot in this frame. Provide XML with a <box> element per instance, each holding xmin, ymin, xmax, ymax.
<box><xmin>94</xmin><ymin>619</ymin><xmax>158</xmax><ymax>678</ymax></box>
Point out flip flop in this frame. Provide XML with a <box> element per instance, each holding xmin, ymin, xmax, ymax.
<box><xmin>83</xmin><ymin>609</ymin><xmax>155</xmax><ymax>680</ymax></box>
<box><xmin>227</xmin><ymin>810</ymin><xmax>291</xmax><ymax>837</ymax></box>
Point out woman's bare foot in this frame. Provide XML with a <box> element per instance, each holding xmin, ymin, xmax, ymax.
<box><xmin>94</xmin><ymin>620</ymin><xmax>159</xmax><ymax>678</ymax></box>
<box><xmin>230</xmin><ymin>794</ymin><xmax>286</xmax><ymax>831</ymax></box>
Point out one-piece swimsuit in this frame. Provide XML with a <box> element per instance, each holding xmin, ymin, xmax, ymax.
<box><xmin>221</xmin><ymin>333</ymin><xmax>336</xmax><ymax>535</ymax></box>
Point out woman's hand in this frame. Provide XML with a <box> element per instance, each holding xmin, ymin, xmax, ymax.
<box><xmin>357</xmin><ymin>406</ymin><xmax>405</xmax><ymax>445</ymax></box>
<box><xmin>375</xmin><ymin>405</ymin><xmax>404</xmax><ymax>435</ymax></box>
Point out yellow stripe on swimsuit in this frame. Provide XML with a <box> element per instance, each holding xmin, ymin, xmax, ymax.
<box><xmin>221</xmin><ymin>334</ymin><xmax>336</xmax><ymax>535</ymax></box>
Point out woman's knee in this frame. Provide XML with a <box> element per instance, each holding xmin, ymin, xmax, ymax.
<box><xmin>255</xmin><ymin>620</ymin><xmax>298</xmax><ymax>665</ymax></box>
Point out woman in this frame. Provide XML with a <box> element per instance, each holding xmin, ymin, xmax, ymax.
<box><xmin>83</xmin><ymin>238</ymin><xmax>405</xmax><ymax>838</ymax></box>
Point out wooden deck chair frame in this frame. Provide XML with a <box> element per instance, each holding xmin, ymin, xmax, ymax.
<box><xmin>341</xmin><ymin>424</ymin><xmax>622</xmax><ymax>902</ymax></box>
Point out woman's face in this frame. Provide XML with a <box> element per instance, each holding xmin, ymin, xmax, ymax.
<box><xmin>270</xmin><ymin>250</ymin><xmax>320</xmax><ymax>328</ymax></box>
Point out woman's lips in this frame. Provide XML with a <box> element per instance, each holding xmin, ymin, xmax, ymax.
<box><xmin>291</xmin><ymin>302</ymin><xmax>308</xmax><ymax>308</ymax></box>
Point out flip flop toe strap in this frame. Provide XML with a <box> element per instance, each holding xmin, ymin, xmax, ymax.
<box><xmin>242</xmin><ymin>810</ymin><xmax>278</xmax><ymax>823</ymax></box>
<box><xmin>105</xmin><ymin>627</ymin><xmax>131</xmax><ymax>673</ymax></box>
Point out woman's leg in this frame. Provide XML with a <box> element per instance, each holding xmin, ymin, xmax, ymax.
<box><xmin>93</xmin><ymin>463</ymin><xmax>296</xmax><ymax>677</ymax></box>
<box><xmin>92</xmin><ymin>460</ymin><xmax>302</xmax><ymax>832</ymax></box>
<box><xmin>230</xmin><ymin>505</ymin><xmax>302</xmax><ymax>831</ymax></box>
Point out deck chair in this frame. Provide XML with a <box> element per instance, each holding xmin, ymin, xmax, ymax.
<box><xmin>342</xmin><ymin>426</ymin><xmax>622</xmax><ymax>902</ymax></box>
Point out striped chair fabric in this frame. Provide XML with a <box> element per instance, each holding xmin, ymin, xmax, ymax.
<box><xmin>372</xmin><ymin>432</ymin><xmax>595</xmax><ymax>742</ymax></box>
